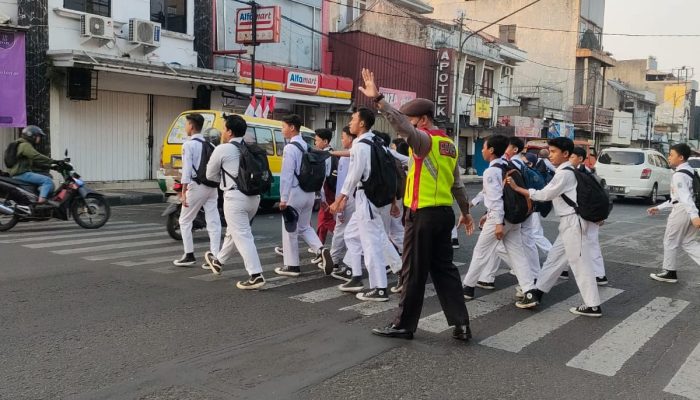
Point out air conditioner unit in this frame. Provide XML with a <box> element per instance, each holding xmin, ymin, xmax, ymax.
<box><xmin>80</xmin><ymin>14</ymin><xmax>114</xmax><ymax>41</ymax></box>
<box><xmin>623</xmin><ymin>101</ymin><xmax>635</xmax><ymax>110</ymax></box>
<box><xmin>502</xmin><ymin>66</ymin><xmax>513</xmax><ymax>77</ymax></box>
<box><xmin>128</xmin><ymin>19</ymin><xmax>161</xmax><ymax>47</ymax></box>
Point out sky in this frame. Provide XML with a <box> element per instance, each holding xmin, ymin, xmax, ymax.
<box><xmin>603</xmin><ymin>0</ymin><xmax>700</xmax><ymax>77</ymax></box>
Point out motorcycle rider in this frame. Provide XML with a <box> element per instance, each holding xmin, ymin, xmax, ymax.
<box><xmin>8</xmin><ymin>126</ymin><xmax>56</xmax><ymax>204</ymax></box>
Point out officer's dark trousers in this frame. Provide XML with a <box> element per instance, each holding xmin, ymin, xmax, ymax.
<box><xmin>393</xmin><ymin>206</ymin><xmax>469</xmax><ymax>332</ymax></box>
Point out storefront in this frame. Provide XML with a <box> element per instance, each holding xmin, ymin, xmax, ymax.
<box><xmin>0</xmin><ymin>27</ymin><xmax>26</xmax><ymax>167</ymax></box>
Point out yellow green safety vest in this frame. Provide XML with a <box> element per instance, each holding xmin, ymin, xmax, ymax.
<box><xmin>404</xmin><ymin>129</ymin><xmax>457</xmax><ymax>211</ymax></box>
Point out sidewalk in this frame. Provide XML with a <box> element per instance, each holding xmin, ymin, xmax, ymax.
<box><xmin>462</xmin><ymin>175</ymin><xmax>482</xmax><ymax>185</ymax></box>
<box><xmin>101</xmin><ymin>188</ymin><xmax>164</xmax><ymax>207</ymax></box>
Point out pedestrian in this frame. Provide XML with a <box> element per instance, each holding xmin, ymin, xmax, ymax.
<box><xmin>275</xmin><ymin>114</ymin><xmax>332</xmax><ymax>277</ymax></box>
<box><xmin>329</xmin><ymin>126</ymin><xmax>357</xmax><ymax>281</ymax></box>
<box><xmin>6</xmin><ymin>126</ymin><xmax>56</xmax><ymax>204</ymax></box>
<box><xmin>203</xmin><ymin>115</ymin><xmax>265</xmax><ymax>289</ymax></box>
<box><xmin>506</xmin><ymin>137</ymin><xmax>603</xmax><ymax>317</ymax></box>
<box><xmin>461</xmin><ymin>135</ymin><xmax>535</xmax><ymax>301</ymax></box>
<box><xmin>354</xmin><ymin>69</ymin><xmax>475</xmax><ymax>341</ymax></box>
<box><xmin>328</xmin><ymin>108</ymin><xmax>401</xmax><ymax>301</ymax></box>
<box><xmin>648</xmin><ymin>143</ymin><xmax>700</xmax><ymax>283</ymax></box>
<box><xmin>173</xmin><ymin>113</ymin><xmax>222</xmax><ymax>267</ymax></box>
<box><xmin>523</xmin><ymin>152</ymin><xmax>553</xmax><ymax>257</ymax></box>
<box><xmin>375</xmin><ymin>130</ymin><xmax>408</xmax><ymax>254</ymax></box>
<box><xmin>313</xmin><ymin>128</ymin><xmax>337</xmax><ymax>247</ymax></box>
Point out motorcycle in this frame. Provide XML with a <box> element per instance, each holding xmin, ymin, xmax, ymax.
<box><xmin>0</xmin><ymin>157</ymin><xmax>111</xmax><ymax>232</ymax></box>
<box><xmin>162</xmin><ymin>181</ymin><xmax>226</xmax><ymax>241</ymax></box>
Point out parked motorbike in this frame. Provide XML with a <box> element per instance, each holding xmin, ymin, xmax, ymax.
<box><xmin>0</xmin><ymin>158</ymin><xmax>111</xmax><ymax>232</ymax></box>
<box><xmin>162</xmin><ymin>181</ymin><xmax>226</xmax><ymax>241</ymax></box>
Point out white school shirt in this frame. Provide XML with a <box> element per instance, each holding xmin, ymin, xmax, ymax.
<box><xmin>206</xmin><ymin>137</ymin><xmax>244</xmax><ymax>191</ymax></box>
<box><xmin>340</xmin><ymin>131</ymin><xmax>374</xmax><ymax>197</ymax></box>
<box><xmin>280</xmin><ymin>135</ymin><xmax>307</xmax><ymax>202</ymax></box>
<box><xmin>335</xmin><ymin>156</ymin><xmax>351</xmax><ymax>200</ymax></box>
<box><xmin>482</xmin><ymin>158</ymin><xmax>506</xmax><ymax>224</ymax></box>
<box><xmin>180</xmin><ymin>133</ymin><xmax>204</xmax><ymax>185</ymax></box>
<box><xmin>656</xmin><ymin>162</ymin><xmax>699</xmax><ymax>219</ymax></box>
<box><xmin>528</xmin><ymin>161</ymin><xmax>577</xmax><ymax>217</ymax></box>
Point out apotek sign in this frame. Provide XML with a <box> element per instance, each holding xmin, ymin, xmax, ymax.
<box><xmin>286</xmin><ymin>71</ymin><xmax>319</xmax><ymax>94</ymax></box>
<box><xmin>235</xmin><ymin>6</ymin><xmax>281</xmax><ymax>45</ymax></box>
<box><xmin>435</xmin><ymin>49</ymin><xmax>454</xmax><ymax>121</ymax></box>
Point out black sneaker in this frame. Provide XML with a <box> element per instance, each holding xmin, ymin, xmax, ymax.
<box><xmin>331</xmin><ymin>265</ymin><xmax>353</xmax><ymax>282</ymax></box>
<box><xmin>476</xmin><ymin>281</ymin><xmax>495</xmax><ymax>290</ymax></box>
<box><xmin>173</xmin><ymin>253</ymin><xmax>196</xmax><ymax>267</ymax></box>
<box><xmin>650</xmin><ymin>270</ymin><xmax>678</xmax><ymax>283</ymax></box>
<box><xmin>596</xmin><ymin>276</ymin><xmax>608</xmax><ymax>286</ymax></box>
<box><xmin>569</xmin><ymin>305</ymin><xmax>602</xmax><ymax>317</ymax></box>
<box><xmin>320</xmin><ymin>247</ymin><xmax>333</xmax><ymax>275</ymax></box>
<box><xmin>559</xmin><ymin>270</ymin><xmax>569</xmax><ymax>280</ymax></box>
<box><xmin>356</xmin><ymin>287</ymin><xmax>389</xmax><ymax>302</ymax></box>
<box><xmin>452</xmin><ymin>238</ymin><xmax>460</xmax><ymax>249</ymax></box>
<box><xmin>515</xmin><ymin>289</ymin><xmax>542</xmax><ymax>309</ymax></box>
<box><xmin>204</xmin><ymin>251</ymin><xmax>222</xmax><ymax>275</ymax></box>
<box><xmin>274</xmin><ymin>265</ymin><xmax>301</xmax><ymax>277</ymax></box>
<box><xmin>339</xmin><ymin>276</ymin><xmax>364</xmax><ymax>292</ymax></box>
<box><xmin>236</xmin><ymin>275</ymin><xmax>265</xmax><ymax>290</ymax></box>
<box><xmin>463</xmin><ymin>285</ymin><xmax>475</xmax><ymax>300</ymax></box>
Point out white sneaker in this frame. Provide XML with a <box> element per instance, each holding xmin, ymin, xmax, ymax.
<box><xmin>274</xmin><ymin>246</ymin><xmax>284</xmax><ymax>256</ymax></box>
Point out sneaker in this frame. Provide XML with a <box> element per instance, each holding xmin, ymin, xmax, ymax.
<box><xmin>204</xmin><ymin>251</ymin><xmax>222</xmax><ymax>275</ymax></box>
<box><xmin>274</xmin><ymin>265</ymin><xmax>301</xmax><ymax>277</ymax></box>
<box><xmin>559</xmin><ymin>270</ymin><xmax>569</xmax><ymax>280</ymax></box>
<box><xmin>463</xmin><ymin>285</ymin><xmax>475</xmax><ymax>300</ymax></box>
<box><xmin>476</xmin><ymin>281</ymin><xmax>495</xmax><ymax>290</ymax></box>
<box><xmin>320</xmin><ymin>247</ymin><xmax>333</xmax><ymax>275</ymax></box>
<box><xmin>390</xmin><ymin>281</ymin><xmax>403</xmax><ymax>294</ymax></box>
<box><xmin>339</xmin><ymin>276</ymin><xmax>364</xmax><ymax>292</ymax></box>
<box><xmin>515</xmin><ymin>286</ymin><xmax>524</xmax><ymax>299</ymax></box>
<box><xmin>312</xmin><ymin>254</ymin><xmax>323</xmax><ymax>264</ymax></box>
<box><xmin>236</xmin><ymin>275</ymin><xmax>265</xmax><ymax>290</ymax></box>
<box><xmin>356</xmin><ymin>287</ymin><xmax>389</xmax><ymax>302</ymax></box>
<box><xmin>569</xmin><ymin>305</ymin><xmax>602</xmax><ymax>317</ymax></box>
<box><xmin>596</xmin><ymin>276</ymin><xmax>608</xmax><ymax>286</ymax></box>
<box><xmin>650</xmin><ymin>270</ymin><xmax>677</xmax><ymax>283</ymax></box>
<box><xmin>274</xmin><ymin>246</ymin><xmax>284</xmax><ymax>256</ymax></box>
<box><xmin>331</xmin><ymin>265</ymin><xmax>353</xmax><ymax>282</ymax></box>
<box><xmin>515</xmin><ymin>289</ymin><xmax>542</xmax><ymax>309</ymax></box>
<box><xmin>308</xmin><ymin>248</ymin><xmax>317</xmax><ymax>254</ymax></box>
<box><xmin>451</xmin><ymin>238</ymin><xmax>460</xmax><ymax>249</ymax></box>
<box><xmin>173</xmin><ymin>253</ymin><xmax>196</xmax><ymax>267</ymax></box>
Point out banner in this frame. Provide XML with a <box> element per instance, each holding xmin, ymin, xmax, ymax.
<box><xmin>0</xmin><ymin>31</ymin><xmax>26</xmax><ymax>127</ymax></box>
<box><xmin>475</xmin><ymin>97</ymin><xmax>491</xmax><ymax>119</ymax></box>
<box><xmin>379</xmin><ymin>87</ymin><xmax>416</xmax><ymax>109</ymax></box>
<box><xmin>497</xmin><ymin>116</ymin><xmax>542</xmax><ymax>138</ymax></box>
<box><xmin>547</xmin><ymin>121</ymin><xmax>575</xmax><ymax>140</ymax></box>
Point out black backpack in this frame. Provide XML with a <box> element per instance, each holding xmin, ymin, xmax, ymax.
<box><xmin>394</xmin><ymin>156</ymin><xmax>407</xmax><ymax>200</ymax></box>
<box><xmin>359</xmin><ymin>136</ymin><xmax>398</xmax><ymax>208</ymax></box>
<box><xmin>223</xmin><ymin>141</ymin><xmax>273</xmax><ymax>196</ymax></box>
<box><xmin>3</xmin><ymin>141</ymin><xmax>20</xmax><ymax>169</ymax></box>
<box><xmin>561</xmin><ymin>166</ymin><xmax>611</xmax><ymax>223</ymax></box>
<box><xmin>535</xmin><ymin>158</ymin><xmax>555</xmax><ymax>184</ymax></box>
<box><xmin>676</xmin><ymin>169</ymin><xmax>700</xmax><ymax>210</ymax></box>
<box><xmin>290</xmin><ymin>142</ymin><xmax>330</xmax><ymax>193</ymax></box>
<box><xmin>325</xmin><ymin>154</ymin><xmax>340</xmax><ymax>192</ymax></box>
<box><xmin>191</xmin><ymin>138</ymin><xmax>219</xmax><ymax>188</ymax></box>
<box><xmin>495</xmin><ymin>163</ymin><xmax>533</xmax><ymax>224</ymax></box>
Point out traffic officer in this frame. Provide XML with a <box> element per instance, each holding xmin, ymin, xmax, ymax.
<box><xmin>355</xmin><ymin>69</ymin><xmax>475</xmax><ymax>341</ymax></box>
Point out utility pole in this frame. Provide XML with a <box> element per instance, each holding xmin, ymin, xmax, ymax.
<box><xmin>591</xmin><ymin>66</ymin><xmax>599</xmax><ymax>154</ymax></box>
<box><xmin>452</xmin><ymin>11</ymin><xmax>465</xmax><ymax>152</ymax></box>
<box><xmin>250</xmin><ymin>1</ymin><xmax>258</xmax><ymax>98</ymax></box>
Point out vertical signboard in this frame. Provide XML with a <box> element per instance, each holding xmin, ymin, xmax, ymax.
<box><xmin>435</xmin><ymin>48</ymin><xmax>454</xmax><ymax>122</ymax></box>
<box><xmin>0</xmin><ymin>31</ymin><xmax>26</xmax><ymax>127</ymax></box>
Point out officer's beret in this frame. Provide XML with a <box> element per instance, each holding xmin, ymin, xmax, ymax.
<box><xmin>399</xmin><ymin>98</ymin><xmax>435</xmax><ymax>117</ymax></box>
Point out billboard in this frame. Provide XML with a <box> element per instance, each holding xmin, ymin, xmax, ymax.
<box><xmin>0</xmin><ymin>31</ymin><xmax>26</xmax><ymax>128</ymax></box>
<box><xmin>379</xmin><ymin>87</ymin><xmax>416</xmax><ymax>109</ymax></box>
<box><xmin>475</xmin><ymin>97</ymin><xmax>491</xmax><ymax>119</ymax></box>
<box><xmin>547</xmin><ymin>121</ymin><xmax>575</xmax><ymax>140</ymax></box>
<box><xmin>497</xmin><ymin>116</ymin><xmax>542</xmax><ymax>138</ymax></box>
<box><xmin>235</xmin><ymin>6</ymin><xmax>281</xmax><ymax>45</ymax></box>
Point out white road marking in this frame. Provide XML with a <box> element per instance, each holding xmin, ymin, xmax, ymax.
<box><xmin>52</xmin><ymin>239</ymin><xmax>176</xmax><ymax>255</ymax></box>
<box><xmin>84</xmin><ymin>242</ymin><xmax>209</xmax><ymax>261</ymax></box>
<box><xmin>340</xmin><ymin>284</ymin><xmax>436</xmax><ymax>317</ymax></box>
<box><xmin>25</xmin><ymin>232</ymin><xmax>169</xmax><ymax>249</ymax></box>
<box><xmin>0</xmin><ymin>225</ymin><xmax>162</xmax><ymax>244</ymax></box>
<box><xmin>2</xmin><ymin>220</ymin><xmax>132</xmax><ymax>233</ymax></box>
<box><xmin>664</xmin><ymin>340</ymin><xmax>700</xmax><ymax>400</ymax></box>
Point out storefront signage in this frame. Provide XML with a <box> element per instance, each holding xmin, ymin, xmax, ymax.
<box><xmin>498</xmin><ymin>116</ymin><xmax>542</xmax><ymax>138</ymax></box>
<box><xmin>475</xmin><ymin>97</ymin><xmax>491</xmax><ymax>119</ymax></box>
<box><xmin>235</xmin><ymin>6</ymin><xmax>281</xmax><ymax>44</ymax></box>
<box><xmin>435</xmin><ymin>49</ymin><xmax>454</xmax><ymax>121</ymax></box>
<box><xmin>379</xmin><ymin>87</ymin><xmax>416</xmax><ymax>109</ymax></box>
<box><xmin>547</xmin><ymin>121</ymin><xmax>575</xmax><ymax>140</ymax></box>
<box><xmin>286</xmin><ymin>70</ymin><xmax>319</xmax><ymax>94</ymax></box>
<box><xmin>0</xmin><ymin>31</ymin><xmax>26</xmax><ymax>127</ymax></box>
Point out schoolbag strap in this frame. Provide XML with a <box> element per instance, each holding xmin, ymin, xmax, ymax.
<box><xmin>561</xmin><ymin>193</ymin><xmax>578</xmax><ymax>209</ymax></box>
<box><xmin>675</xmin><ymin>169</ymin><xmax>694</xmax><ymax>179</ymax></box>
<box><xmin>290</xmin><ymin>141</ymin><xmax>306</xmax><ymax>153</ymax></box>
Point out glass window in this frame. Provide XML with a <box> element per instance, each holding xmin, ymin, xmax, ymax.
<box><xmin>243</xmin><ymin>127</ymin><xmax>256</xmax><ymax>145</ymax></box>
<box><xmin>598</xmin><ymin>151</ymin><xmax>644</xmax><ymax>165</ymax></box>
<box><xmin>656</xmin><ymin>154</ymin><xmax>670</xmax><ymax>169</ymax></box>
<box><xmin>688</xmin><ymin>159</ymin><xmax>700</xmax><ymax>168</ymax></box>
<box><xmin>254</xmin><ymin>127</ymin><xmax>274</xmax><ymax>156</ymax></box>
<box><xmin>274</xmin><ymin>130</ymin><xmax>285</xmax><ymax>156</ymax></box>
<box><xmin>481</xmin><ymin>69</ymin><xmax>494</xmax><ymax>97</ymax></box>
<box><xmin>166</xmin><ymin>113</ymin><xmax>216</xmax><ymax>144</ymax></box>
<box><xmin>150</xmin><ymin>0</ymin><xmax>187</xmax><ymax>34</ymax></box>
<box><xmin>463</xmin><ymin>64</ymin><xmax>476</xmax><ymax>95</ymax></box>
<box><xmin>301</xmin><ymin>132</ymin><xmax>315</xmax><ymax>148</ymax></box>
<box><xmin>64</xmin><ymin>0</ymin><xmax>111</xmax><ymax>17</ymax></box>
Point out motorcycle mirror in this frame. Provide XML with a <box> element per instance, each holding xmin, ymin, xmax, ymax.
<box><xmin>65</xmin><ymin>158</ymin><xmax>71</xmax><ymax>163</ymax></box>
<box><xmin>64</xmin><ymin>149</ymin><xmax>68</xmax><ymax>157</ymax></box>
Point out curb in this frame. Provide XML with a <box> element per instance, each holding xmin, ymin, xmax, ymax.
<box><xmin>104</xmin><ymin>192</ymin><xmax>165</xmax><ymax>207</ymax></box>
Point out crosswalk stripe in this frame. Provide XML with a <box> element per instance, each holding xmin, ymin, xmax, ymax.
<box><xmin>4</xmin><ymin>220</ymin><xmax>133</xmax><ymax>233</ymax></box>
<box><xmin>340</xmin><ymin>284</ymin><xmax>436</xmax><ymax>317</ymax></box>
<box><xmin>0</xmin><ymin>221</ymin><xmax>146</xmax><ymax>239</ymax></box>
<box><xmin>0</xmin><ymin>225</ymin><xmax>163</xmax><ymax>244</ymax></box>
<box><xmin>25</xmin><ymin>232</ymin><xmax>169</xmax><ymax>249</ymax></box>
<box><xmin>260</xmin><ymin>270</ymin><xmax>325</xmax><ymax>290</ymax></box>
<box><xmin>187</xmin><ymin>254</ymin><xmax>282</xmax><ymax>281</ymax></box>
<box><xmin>479</xmin><ymin>286</ymin><xmax>624</xmax><ymax>353</ymax></box>
<box><xmin>566</xmin><ymin>296</ymin><xmax>689</xmax><ymax>377</ymax></box>
<box><xmin>53</xmin><ymin>238</ymin><xmax>176</xmax><ymax>255</ymax></box>
<box><xmin>291</xmin><ymin>284</ymin><xmax>348</xmax><ymax>303</ymax></box>
<box><xmin>664</xmin><ymin>340</ymin><xmax>700</xmax><ymax>400</ymax></box>
<box><xmin>84</xmin><ymin>242</ymin><xmax>209</xmax><ymax>261</ymax></box>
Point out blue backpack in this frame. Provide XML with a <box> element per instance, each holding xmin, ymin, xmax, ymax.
<box><xmin>516</xmin><ymin>160</ymin><xmax>552</xmax><ymax>217</ymax></box>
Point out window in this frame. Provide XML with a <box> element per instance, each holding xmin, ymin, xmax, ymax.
<box><xmin>167</xmin><ymin>113</ymin><xmax>215</xmax><ymax>144</ymax></box>
<box><xmin>481</xmin><ymin>68</ymin><xmax>494</xmax><ymax>97</ymax></box>
<box><xmin>499</xmin><ymin>25</ymin><xmax>517</xmax><ymax>44</ymax></box>
<box><xmin>688</xmin><ymin>158</ymin><xmax>700</xmax><ymax>168</ymax></box>
<box><xmin>274</xmin><ymin>130</ymin><xmax>285</xmax><ymax>156</ymax></box>
<box><xmin>655</xmin><ymin>154</ymin><xmax>670</xmax><ymax>169</ymax></box>
<box><xmin>254</xmin><ymin>127</ymin><xmax>275</xmax><ymax>156</ymax></box>
<box><xmin>598</xmin><ymin>151</ymin><xmax>644</xmax><ymax>166</ymax></box>
<box><xmin>151</xmin><ymin>0</ymin><xmax>187</xmax><ymax>34</ymax></box>
<box><xmin>463</xmin><ymin>64</ymin><xmax>476</xmax><ymax>94</ymax></box>
<box><xmin>64</xmin><ymin>0</ymin><xmax>111</xmax><ymax>17</ymax></box>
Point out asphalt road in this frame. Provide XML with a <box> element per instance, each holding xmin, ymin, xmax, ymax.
<box><xmin>0</xmin><ymin>187</ymin><xmax>699</xmax><ymax>400</ymax></box>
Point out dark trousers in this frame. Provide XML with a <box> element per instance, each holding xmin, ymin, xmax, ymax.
<box><xmin>393</xmin><ymin>206</ymin><xmax>469</xmax><ymax>332</ymax></box>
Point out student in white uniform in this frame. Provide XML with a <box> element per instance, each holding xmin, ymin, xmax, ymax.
<box><xmin>275</xmin><ymin>114</ymin><xmax>332</xmax><ymax>277</ymax></box>
<box><xmin>173</xmin><ymin>113</ymin><xmax>222</xmax><ymax>267</ymax></box>
<box><xmin>507</xmin><ymin>137</ymin><xmax>602</xmax><ymax>317</ymax></box>
<box><xmin>462</xmin><ymin>135</ymin><xmax>535</xmax><ymax>300</ymax></box>
<box><xmin>523</xmin><ymin>152</ymin><xmax>553</xmax><ymax>256</ymax></box>
<box><xmin>203</xmin><ymin>115</ymin><xmax>265</xmax><ymax>289</ymax></box>
<box><xmin>648</xmin><ymin>143</ymin><xmax>700</xmax><ymax>283</ymax></box>
<box><xmin>329</xmin><ymin>126</ymin><xmax>357</xmax><ymax>281</ymax></box>
<box><xmin>329</xmin><ymin>107</ymin><xmax>399</xmax><ymax>301</ymax></box>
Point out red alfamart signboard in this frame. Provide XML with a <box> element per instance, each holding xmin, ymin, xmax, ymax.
<box><xmin>235</xmin><ymin>6</ymin><xmax>281</xmax><ymax>45</ymax></box>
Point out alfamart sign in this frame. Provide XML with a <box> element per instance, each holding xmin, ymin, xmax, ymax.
<box><xmin>286</xmin><ymin>71</ymin><xmax>319</xmax><ymax>94</ymax></box>
<box><xmin>435</xmin><ymin>49</ymin><xmax>454</xmax><ymax>122</ymax></box>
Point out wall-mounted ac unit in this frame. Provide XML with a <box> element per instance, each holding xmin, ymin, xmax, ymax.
<box><xmin>80</xmin><ymin>14</ymin><xmax>114</xmax><ymax>41</ymax></box>
<box><xmin>128</xmin><ymin>19</ymin><xmax>161</xmax><ymax>47</ymax></box>
<box><xmin>502</xmin><ymin>66</ymin><xmax>513</xmax><ymax>77</ymax></box>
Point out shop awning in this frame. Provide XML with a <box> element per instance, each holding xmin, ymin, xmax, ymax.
<box><xmin>233</xmin><ymin>85</ymin><xmax>352</xmax><ymax>106</ymax></box>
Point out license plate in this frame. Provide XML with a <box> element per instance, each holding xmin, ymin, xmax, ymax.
<box><xmin>609</xmin><ymin>186</ymin><xmax>625</xmax><ymax>194</ymax></box>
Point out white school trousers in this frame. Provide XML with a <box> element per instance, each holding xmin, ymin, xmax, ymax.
<box><xmin>462</xmin><ymin>215</ymin><xmax>535</xmax><ymax>292</ymax></box>
<box><xmin>379</xmin><ymin>203</ymin><xmax>403</xmax><ymax>274</ymax></box>
<box><xmin>530</xmin><ymin>212</ymin><xmax>553</xmax><ymax>254</ymax></box>
<box><xmin>283</xmin><ymin>187</ymin><xmax>323</xmax><ymax>267</ymax></box>
<box><xmin>663</xmin><ymin>206</ymin><xmax>700</xmax><ymax>271</ymax></box>
<box><xmin>218</xmin><ymin>190</ymin><xmax>262</xmax><ymax>276</ymax></box>
<box><xmin>330</xmin><ymin>198</ymin><xmax>355</xmax><ymax>265</ymax></box>
<box><xmin>535</xmin><ymin>214</ymin><xmax>600</xmax><ymax>307</ymax></box>
<box><xmin>179</xmin><ymin>182</ymin><xmax>221</xmax><ymax>255</ymax></box>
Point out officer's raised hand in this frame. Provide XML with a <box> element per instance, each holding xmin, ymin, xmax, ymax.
<box><xmin>358</xmin><ymin>68</ymin><xmax>380</xmax><ymax>98</ymax></box>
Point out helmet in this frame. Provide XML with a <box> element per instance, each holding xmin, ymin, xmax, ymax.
<box><xmin>203</xmin><ymin>127</ymin><xmax>221</xmax><ymax>146</ymax></box>
<box><xmin>21</xmin><ymin>125</ymin><xmax>46</xmax><ymax>141</ymax></box>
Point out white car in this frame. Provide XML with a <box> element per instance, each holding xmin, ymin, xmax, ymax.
<box><xmin>689</xmin><ymin>156</ymin><xmax>700</xmax><ymax>174</ymax></box>
<box><xmin>595</xmin><ymin>148</ymin><xmax>672</xmax><ymax>204</ymax></box>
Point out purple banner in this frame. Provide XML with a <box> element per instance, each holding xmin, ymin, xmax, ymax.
<box><xmin>0</xmin><ymin>31</ymin><xmax>26</xmax><ymax>128</ymax></box>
